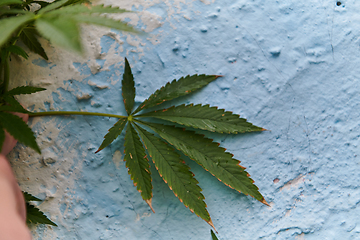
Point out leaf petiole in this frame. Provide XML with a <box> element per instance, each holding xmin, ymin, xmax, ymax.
<box><xmin>29</xmin><ymin>111</ymin><xmax>127</xmax><ymax>119</ymax></box>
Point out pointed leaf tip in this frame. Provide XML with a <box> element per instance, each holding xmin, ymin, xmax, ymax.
<box><xmin>122</xmin><ymin>57</ymin><xmax>135</xmax><ymax>115</ymax></box>
<box><xmin>262</xmin><ymin>199</ymin><xmax>270</xmax><ymax>207</ymax></box>
<box><xmin>207</xmin><ymin>218</ymin><xmax>217</xmax><ymax>233</ymax></box>
<box><xmin>145</xmin><ymin>199</ymin><xmax>155</xmax><ymax>213</ymax></box>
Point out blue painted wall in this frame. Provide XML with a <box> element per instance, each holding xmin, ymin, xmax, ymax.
<box><xmin>10</xmin><ymin>0</ymin><xmax>360</xmax><ymax>239</ymax></box>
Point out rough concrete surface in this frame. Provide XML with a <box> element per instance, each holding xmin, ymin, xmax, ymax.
<box><xmin>9</xmin><ymin>0</ymin><xmax>360</xmax><ymax>239</ymax></box>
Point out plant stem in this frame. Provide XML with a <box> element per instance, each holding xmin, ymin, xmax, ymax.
<box><xmin>29</xmin><ymin>111</ymin><xmax>127</xmax><ymax>119</ymax></box>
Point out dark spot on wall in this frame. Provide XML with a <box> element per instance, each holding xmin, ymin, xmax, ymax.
<box><xmin>336</xmin><ymin>1</ymin><xmax>341</xmax><ymax>6</ymax></box>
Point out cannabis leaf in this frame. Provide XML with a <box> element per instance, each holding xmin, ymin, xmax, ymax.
<box><xmin>134</xmin><ymin>123</ymin><xmax>214</xmax><ymax>228</ymax></box>
<box><xmin>23</xmin><ymin>191</ymin><xmax>42</xmax><ymax>202</ymax></box>
<box><xmin>0</xmin><ymin>13</ymin><xmax>35</xmax><ymax>46</ymax></box>
<box><xmin>96</xmin><ymin>58</ymin><xmax>268</xmax><ymax>229</ymax></box>
<box><xmin>96</xmin><ymin>118</ymin><xmax>127</xmax><ymax>153</ymax></box>
<box><xmin>20</xmin><ymin>28</ymin><xmax>48</xmax><ymax>60</ymax></box>
<box><xmin>24</xmin><ymin>191</ymin><xmax>57</xmax><ymax>226</ymax></box>
<box><xmin>122</xmin><ymin>57</ymin><xmax>135</xmax><ymax>115</ymax></box>
<box><xmin>0</xmin><ymin>0</ymin><xmax>22</xmax><ymax>7</ymax></box>
<box><xmin>132</xmin><ymin>74</ymin><xmax>221</xmax><ymax>114</ymax></box>
<box><xmin>5</xmin><ymin>85</ymin><xmax>46</xmax><ymax>96</ymax></box>
<box><xmin>6</xmin><ymin>45</ymin><xmax>29</xmax><ymax>59</ymax></box>
<box><xmin>137</xmin><ymin>103</ymin><xmax>265</xmax><ymax>133</ymax></box>
<box><xmin>0</xmin><ymin>86</ymin><xmax>45</xmax><ymax>153</ymax></box>
<box><xmin>0</xmin><ymin>112</ymin><xmax>40</xmax><ymax>153</ymax></box>
<box><xmin>124</xmin><ymin>123</ymin><xmax>153</xmax><ymax>211</ymax></box>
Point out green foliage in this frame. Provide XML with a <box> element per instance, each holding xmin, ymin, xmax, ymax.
<box><xmin>0</xmin><ymin>0</ymin><xmax>137</xmax><ymax>58</ymax></box>
<box><xmin>20</xmin><ymin>28</ymin><xmax>48</xmax><ymax>60</ymax></box>
<box><xmin>23</xmin><ymin>191</ymin><xmax>42</xmax><ymax>201</ymax></box>
<box><xmin>96</xmin><ymin>58</ymin><xmax>267</xmax><ymax>229</ymax></box>
<box><xmin>0</xmin><ymin>112</ymin><xmax>40</xmax><ymax>153</ymax></box>
<box><xmin>0</xmin><ymin>0</ymin><xmax>138</xmax><ymax>154</ymax></box>
<box><xmin>0</xmin><ymin>86</ymin><xmax>45</xmax><ymax>153</ymax></box>
<box><xmin>0</xmin><ymin>0</ymin><xmax>22</xmax><ymax>7</ymax></box>
<box><xmin>211</xmin><ymin>230</ymin><xmax>219</xmax><ymax>240</ymax></box>
<box><xmin>124</xmin><ymin>123</ymin><xmax>153</xmax><ymax>209</ymax></box>
<box><xmin>0</xmin><ymin>13</ymin><xmax>34</xmax><ymax>46</ymax></box>
<box><xmin>35</xmin><ymin>17</ymin><xmax>81</xmax><ymax>52</ymax></box>
<box><xmin>134</xmin><ymin>123</ymin><xmax>210</xmax><ymax>222</ymax></box>
<box><xmin>96</xmin><ymin>118</ymin><xmax>127</xmax><ymax>153</ymax></box>
<box><xmin>24</xmin><ymin>192</ymin><xmax>57</xmax><ymax>226</ymax></box>
<box><xmin>6</xmin><ymin>85</ymin><xmax>46</xmax><ymax>95</ymax></box>
<box><xmin>132</xmin><ymin>74</ymin><xmax>220</xmax><ymax>114</ymax></box>
<box><xmin>122</xmin><ymin>57</ymin><xmax>135</xmax><ymax>115</ymax></box>
<box><xmin>0</xmin><ymin>0</ymin><xmax>268</xmax><ymax>232</ymax></box>
<box><xmin>6</xmin><ymin>45</ymin><xmax>29</xmax><ymax>59</ymax></box>
<box><xmin>137</xmin><ymin>103</ymin><xmax>265</xmax><ymax>134</ymax></box>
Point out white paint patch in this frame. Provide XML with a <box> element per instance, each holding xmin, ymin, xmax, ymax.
<box><xmin>112</xmin><ymin>150</ymin><xmax>123</xmax><ymax>168</ymax></box>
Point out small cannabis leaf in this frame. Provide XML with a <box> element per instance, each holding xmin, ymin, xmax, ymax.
<box><xmin>20</xmin><ymin>27</ymin><xmax>48</xmax><ymax>60</ymax></box>
<box><xmin>96</xmin><ymin>58</ymin><xmax>268</xmax><ymax>229</ymax></box>
<box><xmin>24</xmin><ymin>191</ymin><xmax>57</xmax><ymax>226</ymax></box>
<box><xmin>0</xmin><ymin>86</ymin><xmax>45</xmax><ymax>153</ymax></box>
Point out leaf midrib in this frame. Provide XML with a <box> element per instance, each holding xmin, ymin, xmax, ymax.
<box><xmin>127</xmin><ymin>124</ymin><xmax>151</xmax><ymax>195</ymax></box>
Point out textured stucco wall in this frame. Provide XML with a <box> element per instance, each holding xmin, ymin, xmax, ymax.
<box><xmin>9</xmin><ymin>0</ymin><xmax>360</xmax><ymax>239</ymax></box>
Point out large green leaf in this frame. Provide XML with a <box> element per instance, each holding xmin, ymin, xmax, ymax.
<box><xmin>138</xmin><ymin>121</ymin><xmax>268</xmax><ymax>205</ymax></box>
<box><xmin>122</xmin><ymin>57</ymin><xmax>135</xmax><ymax>115</ymax></box>
<box><xmin>20</xmin><ymin>27</ymin><xmax>48</xmax><ymax>60</ymax></box>
<box><xmin>6</xmin><ymin>85</ymin><xmax>46</xmax><ymax>95</ymax></box>
<box><xmin>46</xmin><ymin>3</ymin><xmax>128</xmax><ymax>15</ymax></box>
<box><xmin>0</xmin><ymin>0</ymin><xmax>22</xmax><ymax>7</ymax></box>
<box><xmin>35</xmin><ymin>16</ymin><xmax>81</xmax><ymax>53</ymax></box>
<box><xmin>132</xmin><ymin>75</ymin><xmax>220</xmax><ymax>115</ymax></box>
<box><xmin>95</xmin><ymin>117</ymin><xmax>127</xmax><ymax>153</ymax></box>
<box><xmin>69</xmin><ymin>15</ymin><xmax>138</xmax><ymax>34</ymax></box>
<box><xmin>136</xmin><ymin>104</ymin><xmax>265</xmax><ymax>134</ymax></box>
<box><xmin>0</xmin><ymin>112</ymin><xmax>41</xmax><ymax>153</ymax></box>
<box><xmin>124</xmin><ymin>123</ymin><xmax>153</xmax><ymax>210</ymax></box>
<box><xmin>0</xmin><ymin>13</ymin><xmax>34</xmax><ymax>47</ymax></box>
<box><xmin>26</xmin><ymin>203</ymin><xmax>57</xmax><ymax>226</ymax></box>
<box><xmin>134</xmin><ymin>123</ymin><xmax>214</xmax><ymax>228</ymax></box>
